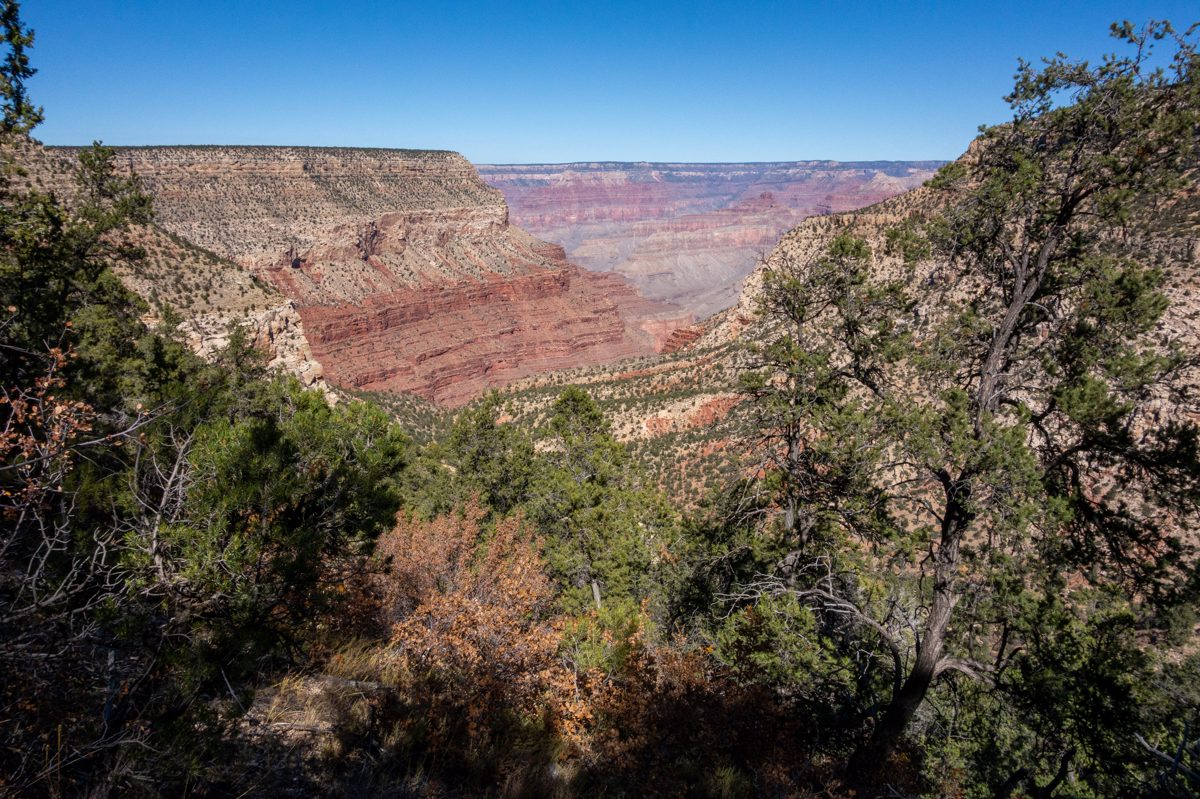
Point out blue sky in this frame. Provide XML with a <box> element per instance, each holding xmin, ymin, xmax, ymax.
<box><xmin>21</xmin><ymin>1</ymin><xmax>1199</xmax><ymax>163</ymax></box>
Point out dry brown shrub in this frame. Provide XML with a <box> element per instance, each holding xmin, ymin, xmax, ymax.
<box><xmin>374</xmin><ymin>501</ymin><xmax>589</xmax><ymax>768</ymax></box>
<box><xmin>1</xmin><ymin>347</ymin><xmax>95</xmax><ymax>518</ymax></box>
<box><xmin>579</xmin><ymin>623</ymin><xmax>809</xmax><ymax>796</ymax></box>
<box><xmin>335</xmin><ymin>503</ymin><xmax>811</xmax><ymax>793</ymax></box>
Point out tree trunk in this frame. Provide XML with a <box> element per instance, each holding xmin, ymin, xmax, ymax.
<box><xmin>847</xmin><ymin>499</ymin><xmax>966</xmax><ymax>785</ymax></box>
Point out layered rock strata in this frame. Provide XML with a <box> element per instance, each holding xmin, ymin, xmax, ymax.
<box><xmin>63</xmin><ymin>146</ymin><xmax>689</xmax><ymax>405</ymax></box>
<box><xmin>18</xmin><ymin>142</ymin><xmax>328</xmax><ymax>390</ymax></box>
<box><xmin>479</xmin><ymin>161</ymin><xmax>942</xmax><ymax>318</ymax></box>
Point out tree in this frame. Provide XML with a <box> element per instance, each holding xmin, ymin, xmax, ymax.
<box><xmin>136</xmin><ymin>378</ymin><xmax>407</xmax><ymax>684</ymax></box>
<box><xmin>528</xmin><ymin>387</ymin><xmax>674</xmax><ymax>614</ymax></box>
<box><xmin>0</xmin><ymin>5</ymin><xmax>172</xmax><ymax>781</ymax></box>
<box><xmin>746</xmin><ymin>21</ymin><xmax>1200</xmax><ymax>791</ymax></box>
<box><xmin>377</xmin><ymin>502</ymin><xmax>574</xmax><ymax>774</ymax></box>
<box><xmin>446</xmin><ymin>391</ymin><xmax>535</xmax><ymax>515</ymax></box>
<box><xmin>0</xmin><ymin>0</ymin><xmax>39</xmax><ymax>134</ymax></box>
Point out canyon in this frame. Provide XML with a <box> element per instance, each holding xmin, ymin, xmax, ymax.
<box><xmin>29</xmin><ymin>146</ymin><xmax>941</xmax><ymax>407</ymax></box>
<box><xmin>478</xmin><ymin>160</ymin><xmax>942</xmax><ymax>318</ymax></box>
<box><xmin>50</xmin><ymin>146</ymin><xmax>691</xmax><ymax>406</ymax></box>
<box><xmin>495</xmin><ymin>160</ymin><xmax>1200</xmax><ymax>503</ymax></box>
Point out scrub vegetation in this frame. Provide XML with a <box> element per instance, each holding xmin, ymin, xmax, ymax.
<box><xmin>3</xmin><ymin>5</ymin><xmax>1199</xmax><ymax>796</ymax></box>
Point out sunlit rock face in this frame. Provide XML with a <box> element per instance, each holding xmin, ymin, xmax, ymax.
<box><xmin>85</xmin><ymin>146</ymin><xmax>689</xmax><ymax>406</ymax></box>
<box><xmin>479</xmin><ymin>160</ymin><xmax>942</xmax><ymax>319</ymax></box>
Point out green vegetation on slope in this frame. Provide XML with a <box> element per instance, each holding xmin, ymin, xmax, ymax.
<box><xmin>3</xmin><ymin>5</ymin><xmax>1200</xmax><ymax>797</ymax></box>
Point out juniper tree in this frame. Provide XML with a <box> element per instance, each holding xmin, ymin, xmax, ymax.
<box><xmin>745</xmin><ymin>21</ymin><xmax>1200</xmax><ymax>790</ymax></box>
<box><xmin>528</xmin><ymin>386</ymin><xmax>675</xmax><ymax>614</ymax></box>
<box><xmin>0</xmin><ymin>0</ymin><xmax>38</xmax><ymax>134</ymax></box>
<box><xmin>446</xmin><ymin>391</ymin><xmax>535</xmax><ymax>515</ymax></box>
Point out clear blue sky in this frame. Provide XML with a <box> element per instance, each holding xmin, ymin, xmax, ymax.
<box><xmin>21</xmin><ymin>0</ymin><xmax>1199</xmax><ymax>164</ymax></box>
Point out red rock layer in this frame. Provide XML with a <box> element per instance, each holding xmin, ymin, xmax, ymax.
<box><xmin>92</xmin><ymin>146</ymin><xmax>691</xmax><ymax>405</ymax></box>
<box><xmin>643</xmin><ymin>395</ymin><xmax>742</xmax><ymax>437</ymax></box>
<box><xmin>660</xmin><ymin>325</ymin><xmax>703</xmax><ymax>354</ymax></box>
<box><xmin>292</xmin><ymin>266</ymin><xmax>683</xmax><ymax>406</ymax></box>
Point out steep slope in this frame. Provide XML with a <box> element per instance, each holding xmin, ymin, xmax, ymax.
<box><xmin>15</xmin><ymin>141</ymin><xmax>326</xmax><ymax>389</ymax></box>
<box><xmin>126</xmin><ymin>224</ymin><xmax>327</xmax><ymax>389</ymax></box>
<box><xmin>54</xmin><ymin>146</ymin><xmax>690</xmax><ymax>406</ymax></box>
<box><xmin>495</xmin><ymin>163</ymin><xmax>1200</xmax><ymax>504</ymax></box>
<box><xmin>478</xmin><ymin>161</ymin><xmax>941</xmax><ymax>318</ymax></box>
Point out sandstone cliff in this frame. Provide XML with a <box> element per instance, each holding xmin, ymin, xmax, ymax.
<box><xmin>58</xmin><ymin>146</ymin><xmax>689</xmax><ymax>406</ymax></box>
<box><xmin>478</xmin><ymin>161</ymin><xmax>941</xmax><ymax>318</ymax></box>
<box><xmin>15</xmin><ymin>142</ymin><xmax>327</xmax><ymax>390</ymax></box>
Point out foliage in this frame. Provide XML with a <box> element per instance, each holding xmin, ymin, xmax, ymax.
<box><xmin>441</xmin><ymin>385</ymin><xmax>681</xmax><ymax>616</ymax></box>
<box><xmin>445</xmin><ymin>391</ymin><xmax>535</xmax><ymax>515</ymax></box>
<box><xmin>132</xmin><ymin>379</ymin><xmax>407</xmax><ymax>688</ymax></box>
<box><xmin>0</xmin><ymin>0</ymin><xmax>37</xmax><ymax>134</ymax></box>
<box><xmin>375</xmin><ymin>503</ymin><xmax>581</xmax><ymax>781</ymax></box>
<box><xmin>741</xmin><ymin>19</ymin><xmax>1200</xmax><ymax>794</ymax></box>
<box><xmin>526</xmin><ymin>386</ymin><xmax>676</xmax><ymax>614</ymax></box>
<box><xmin>321</xmin><ymin>502</ymin><xmax>809</xmax><ymax>797</ymax></box>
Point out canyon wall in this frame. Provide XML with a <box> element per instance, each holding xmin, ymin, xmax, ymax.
<box><xmin>496</xmin><ymin>159</ymin><xmax>1199</xmax><ymax>503</ymax></box>
<box><xmin>18</xmin><ymin>142</ymin><xmax>326</xmax><ymax>391</ymax></box>
<box><xmin>72</xmin><ymin>146</ymin><xmax>688</xmax><ymax>406</ymax></box>
<box><xmin>478</xmin><ymin>161</ymin><xmax>942</xmax><ymax>318</ymax></box>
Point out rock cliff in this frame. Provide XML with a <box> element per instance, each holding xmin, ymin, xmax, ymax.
<box><xmin>496</xmin><ymin>160</ymin><xmax>1200</xmax><ymax>504</ymax></box>
<box><xmin>67</xmin><ymin>146</ymin><xmax>689</xmax><ymax>405</ymax></box>
<box><xmin>16</xmin><ymin>141</ymin><xmax>329</xmax><ymax>390</ymax></box>
<box><xmin>478</xmin><ymin>161</ymin><xmax>941</xmax><ymax>318</ymax></box>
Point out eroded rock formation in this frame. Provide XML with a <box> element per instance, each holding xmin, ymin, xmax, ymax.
<box><xmin>478</xmin><ymin>161</ymin><xmax>942</xmax><ymax>318</ymax></box>
<box><xmin>79</xmin><ymin>146</ymin><xmax>689</xmax><ymax>405</ymax></box>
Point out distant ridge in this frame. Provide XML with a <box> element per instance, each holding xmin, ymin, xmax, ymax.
<box><xmin>479</xmin><ymin>160</ymin><xmax>941</xmax><ymax>317</ymax></box>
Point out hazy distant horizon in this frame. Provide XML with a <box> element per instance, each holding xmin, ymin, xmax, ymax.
<box><xmin>44</xmin><ymin>142</ymin><xmax>948</xmax><ymax>168</ymax></box>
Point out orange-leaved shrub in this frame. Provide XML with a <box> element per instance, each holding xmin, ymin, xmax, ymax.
<box><xmin>329</xmin><ymin>502</ymin><xmax>812</xmax><ymax>794</ymax></box>
<box><xmin>374</xmin><ymin>501</ymin><xmax>592</xmax><ymax>775</ymax></box>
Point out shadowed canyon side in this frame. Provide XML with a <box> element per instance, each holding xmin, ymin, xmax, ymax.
<box><xmin>477</xmin><ymin>160</ymin><xmax>942</xmax><ymax>318</ymax></box>
<box><xmin>88</xmin><ymin>146</ymin><xmax>691</xmax><ymax>406</ymax></box>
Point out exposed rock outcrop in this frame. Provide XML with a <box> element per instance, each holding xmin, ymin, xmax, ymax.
<box><xmin>59</xmin><ymin>146</ymin><xmax>690</xmax><ymax>405</ymax></box>
<box><xmin>479</xmin><ymin>161</ymin><xmax>942</xmax><ymax>318</ymax></box>
<box><xmin>17</xmin><ymin>141</ymin><xmax>329</xmax><ymax>390</ymax></box>
<box><xmin>177</xmin><ymin>301</ymin><xmax>325</xmax><ymax>388</ymax></box>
